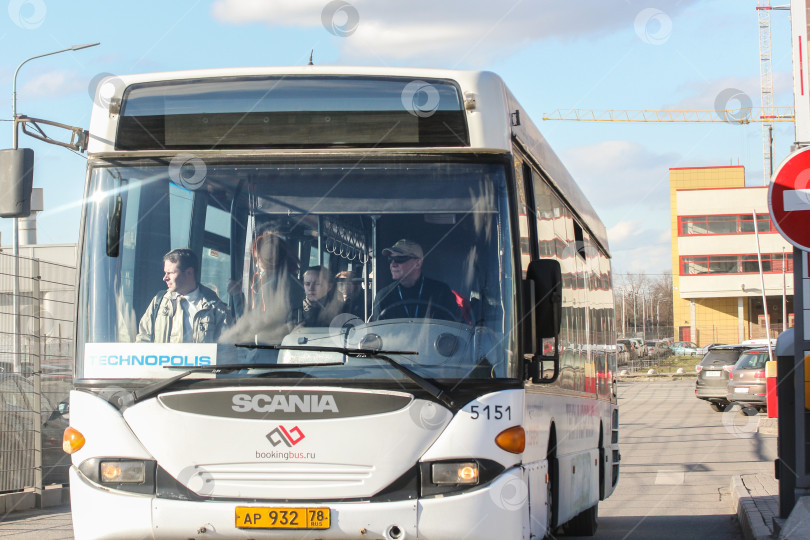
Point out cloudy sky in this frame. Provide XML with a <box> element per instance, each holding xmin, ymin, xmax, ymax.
<box><xmin>0</xmin><ymin>0</ymin><xmax>797</xmax><ymax>277</ymax></box>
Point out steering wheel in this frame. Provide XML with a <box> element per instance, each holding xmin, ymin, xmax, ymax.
<box><xmin>378</xmin><ymin>299</ymin><xmax>462</xmax><ymax>323</ymax></box>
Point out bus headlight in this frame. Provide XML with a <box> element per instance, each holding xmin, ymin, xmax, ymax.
<box><xmin>420</xmin><ymin>459</ymin><xmax>504</xmax><ymax>497</ymax></box>
<box><xmin>100</xmin><ymin>460</ymin><xmax>146</xmax><ymax>483</ymax></box>
<box><xmin>431</xmin><ymin>462</ymin><xmax>479</xmax><ymax>484</ymax></box>
<box><xmin>78</xmin><ymin>458</ymin><xmax>157</xmax><ymax>494</ymax></box>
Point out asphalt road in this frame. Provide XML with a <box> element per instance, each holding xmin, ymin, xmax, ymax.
<box><xmin>566</xmin><ymin>379</ymin><xmax>776</xmax><ymax>540</ymax></box>
<box><xmin>0</xmin><ymin>380</ymin><xmax>776</xmax><ymax>539</ymax></box>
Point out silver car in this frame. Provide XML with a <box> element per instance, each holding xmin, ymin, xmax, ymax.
<box><xmin>727</xmin><ymin>348</ymin><xmax>770</xmax><ymax>413</ymax></box>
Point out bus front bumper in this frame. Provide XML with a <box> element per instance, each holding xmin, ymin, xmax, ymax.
<box><xmin>69</xmin><ymin>466</ymin><xmax>527</xmax><ymax>540</ymax></box>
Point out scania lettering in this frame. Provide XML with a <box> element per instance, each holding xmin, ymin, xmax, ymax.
<box><xmin>62</xmin><ymin>67</ymin><xmax>619</xmax><ymax>539</ymax></box>
<box><xmin>231</xmin><ymin>393</ymin><xmax>339</xmax><ymax>413</ymax></box>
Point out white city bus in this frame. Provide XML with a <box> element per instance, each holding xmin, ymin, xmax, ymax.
<box><xmin>63</xmin><ymin>67</ymin><xmax>619</xmax><ymax>539</ymax></box>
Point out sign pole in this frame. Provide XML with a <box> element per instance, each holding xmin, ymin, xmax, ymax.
<box><xmin>754</xmin><ymin>211</ymin><xmax>774</xmax><ymax>362</ymax></box>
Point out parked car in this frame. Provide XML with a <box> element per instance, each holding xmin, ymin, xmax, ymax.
<box><xmin>697</xmin><ymin>343</ymin><xmax>727</xmax><ymax>355</ymax></box>
<box><xmin>0</xmin><ymin>374</ymin><xmax>69</xmax><ymax>490</ymax></box>
<box><xmin>629</xmin><ymin>338</ymin><xmax>646</xmax><ymax>357</ymax></box>
<box><xmin>616</xmin><ymin>342</ymin><xmax>629</xmax><ymax>364</ymax></box>
<box><xmin>671</xmin><ymin>341</ymin><xmax>700</xmax><ymax>356</ymax></box>
<box><xmin>742</xmin><ymin>339</ymin><xmax>776</xmax><ymax>347</ymax></box>
<box><xmin>617</xmin><ymin>339</ymin><xmax>637</xmax><ymax>358</ymax></box>
<box><xmin>646</xmin><ymin>340</ymin><xmax>672</xmax><ymax>358</ymax></box>
<box><xmin>695</xmin><ymin>345</ymin><xmax>751</xmax><ymax>411</ymax></box>
<box><xmin>727</xmin><ymin>348</ymin><xmax>770</xmax><ymax>413</ymax></box>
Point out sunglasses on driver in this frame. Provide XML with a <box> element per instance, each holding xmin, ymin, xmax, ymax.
<box><xmin>388</xmin><ymin>255</ymin><xmax>416</xmax><ymax>264</ymax></box>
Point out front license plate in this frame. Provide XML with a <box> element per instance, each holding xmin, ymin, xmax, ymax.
<box><xmin>235</xmin><ymin>507</ymin><xmax>330</xmax><ymax>529</ymax></box>
<box><xmin>734</xmin><ymin>387</ymin><xmax>749</xmax><ymax>393</ymax></box>
<box><xmin>705</xmin><ymin>371</ymin><xmax>721</xmax><ymax>377</ymax></box>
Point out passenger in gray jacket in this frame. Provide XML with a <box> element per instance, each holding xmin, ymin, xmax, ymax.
<box><xmin>136</xmin><ymin>249</ymin><xmax>231</xmax><ymax>343</ymax></box>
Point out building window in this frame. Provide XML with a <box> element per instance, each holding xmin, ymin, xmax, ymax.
<box><xmin>680</xmin><ymin>253</ymin><xmax>792</xmax><ymax>275</ymax></box>
<box><xmin>679</xmin><ymin>213</ymin><xmax>773</xmax><ymax>236</ymax></box>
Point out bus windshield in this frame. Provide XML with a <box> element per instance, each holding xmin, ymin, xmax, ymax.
<box><xmin>78</xmin><ymin>158</ymin><xmax>517</xmax><ymax>384</ymax></box>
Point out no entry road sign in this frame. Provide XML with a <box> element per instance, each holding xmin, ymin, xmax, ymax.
<box><xmin>770</xmin><ymin>146</ymin><xmax>810</xmax><ymax>251</ymax></box>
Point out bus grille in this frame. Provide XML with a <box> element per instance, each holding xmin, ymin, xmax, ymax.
<box><xmin>186</xmin><ymin>463</ymin><xmax>376</xmax><ymax>497</ymax></box>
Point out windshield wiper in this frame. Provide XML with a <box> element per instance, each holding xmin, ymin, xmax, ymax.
<box><xmin>129</xmin><ymin>344</ymin><xmax>453</xmax><ymax>410</ymax></box>
<box><xmin>234</xmin><ymin>343</ymin><xmax>455</xmax><ymax>409</ymax></box>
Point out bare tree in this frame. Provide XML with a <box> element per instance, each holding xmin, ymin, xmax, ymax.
<box><xmin>614</xmin><ymin>271</ymin><xmax>672</xmax><ymax>339</ymax></box>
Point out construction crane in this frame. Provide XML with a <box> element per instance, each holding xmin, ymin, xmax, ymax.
<box><xmin>543</xmin><ymin>2</ymin><xmax>792</xmax><ymax>186</ymax></box>
<box><xmin>542</xmin><ymin>107</ymin><xmax>794</xmax><ymax>124</ymax></box>
<box><xmin>757</xmin><ymin>1</ymin><xmax>790</xmax><ymax>183</ymax></box>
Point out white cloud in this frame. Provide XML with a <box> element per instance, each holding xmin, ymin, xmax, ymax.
<box><xmin>19</xmin><ymin>69</ymin><xmax>85</xmax><ymax>99</ymax></box>
<box><xmin>562</xmin><ymin>139</ymin><xmax>677</xmax><ymax>212</ymax></box>
<box><xmin>210</xmin><ymin>0</ymin><xmax>700</xmax><ymax>64</ymax></box>
<box><xmin>606</xmin><ymin>220</ymin><xmax>671</xmax><ymax>275</ymax></box>
<box><xmin>608</xmin><ymin>219</ymin><xmax>643</xmax><ymax>246</ymax></box>
<box><xmin>665</xmin><ymin>72</ymin><xmax>793</xmax><ymax>114</ymax></box>
<box><xmin>612</xmin><ymin>240</ymin><xmax>671</xmax><ymax>275</ymax></box>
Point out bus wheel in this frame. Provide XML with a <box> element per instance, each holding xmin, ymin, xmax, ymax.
<box><xmin>563</xmin><ymin>503</ymin><xmax>598</xmax><ymax>536</ymax></box>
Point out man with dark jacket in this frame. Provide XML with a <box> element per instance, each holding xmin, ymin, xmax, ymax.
<box><xmin>372</xmin><ymin>239</ymin><xmax>461</xmax><ymax>322</ymax></box>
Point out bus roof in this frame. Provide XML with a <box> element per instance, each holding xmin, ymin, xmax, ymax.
<box><xmin>87</xmin><ymin>65</ymin><xmax>608</xmax><ymax>254</ymax></box>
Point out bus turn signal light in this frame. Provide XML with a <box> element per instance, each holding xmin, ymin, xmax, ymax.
<box><xmin>63</xmin><ymin>427</ymin><xmax>85</xmax><ymax>454</ymax></box>
<box><xmin>495</xmin><ymin>426</ymin><xmax>525</xmax><ymax>454</ymax></box>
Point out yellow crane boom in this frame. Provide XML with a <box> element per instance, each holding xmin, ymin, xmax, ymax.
<box><xmin>542</xmin><ymin>107</ymin><xmax>794</xmax><ymax>124</ymax></box>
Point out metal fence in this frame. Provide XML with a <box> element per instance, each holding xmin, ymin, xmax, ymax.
<box><xmin>0</xmin><ymin>252</ymin><xmax>74</xmax><ymax>493</ymax></box>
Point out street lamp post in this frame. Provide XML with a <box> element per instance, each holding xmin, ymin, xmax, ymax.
<box><xmin>632</xmin><ymin>291</ymin><xmax>637</xmax><ymax>337</ymax></box>
<box><xmin>621</xmin><ymin>291</ymin><xmax>626</xmax><ymax>338</ymax></box>
<box><xmin>641</xmin><ymin>292</ymin><xmax>646</xmax><ymax>343</ymax></box>
<box><xmin>10</xmin><ymin>43</ymin><xmax>99</xmax><ymax>370</ymax></box>
<box><xmin>656</xmin><ymin>299</ymin><xmax>661</xmax><ymax>339</ymax></box>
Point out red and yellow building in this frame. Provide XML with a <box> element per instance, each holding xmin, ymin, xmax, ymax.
<box><xmin>670</xmin><ymin>166</ymin><xmax>794</xmax><ymax>346</ymax></box>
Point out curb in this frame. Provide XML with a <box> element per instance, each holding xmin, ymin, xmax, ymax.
<box><xmin>730</xmin><ymin>476</ymin><xmax>774</xmax><ymax>540</ymax></box>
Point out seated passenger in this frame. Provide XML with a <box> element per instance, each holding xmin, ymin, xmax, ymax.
<box><xmin>137</xmin><ymin>248</ymin><xmax>231</xmax><ymax>343</ymax></box>
<box><xmin>371</xmin><ymin>239</ymin><xmax>461</xmax><ymax>322</ymax></box>
<box><xmin>336</xmin><ymin>269</ymin><xmax>368</xmax><ymax>319</ymax></box>
<box><xmin>297</xmin><ymin>265</ymin><xmax>343</xmax><ymax>327</ymax></box>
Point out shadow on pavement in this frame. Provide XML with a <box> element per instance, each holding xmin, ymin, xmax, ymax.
<box><xmin>562</xmin><ymin>514</ymin><xmax>743</xmax><ymax>540</ymax></box>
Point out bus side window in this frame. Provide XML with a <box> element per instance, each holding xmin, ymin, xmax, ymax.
<box><xmin>199</xmin><ymin>205</ymin><xmax>233</xmax><ymax>300</ymax></box>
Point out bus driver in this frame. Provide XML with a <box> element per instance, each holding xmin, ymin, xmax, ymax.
<box><xmin>372</xmin><ymin>239</ymin><xmax>461</xmax><ymax>322</ymax></box>
<box><xmin>136</xmin><ymin>248</ymin><xmax>231</xmax><ymax>343</ymax></box>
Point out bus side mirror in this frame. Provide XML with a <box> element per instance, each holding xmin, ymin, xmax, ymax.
<box><xmin>525</xmin><ymin>259</ymin><xmax>562</xmax><ymax>384</ymax></box>
<box><xmin>0</xmin><ymin>148</ymin><xmax>35</xmax><ymax>218</ymax></box>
